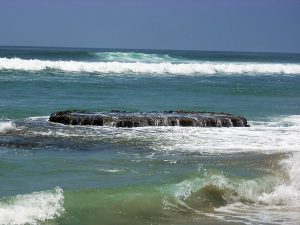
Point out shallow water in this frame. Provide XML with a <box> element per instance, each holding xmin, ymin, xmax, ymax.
<box><xmin>0</xmin><ymin>47</ymin><xmax>300</xmax><ymax>225</ymax></box>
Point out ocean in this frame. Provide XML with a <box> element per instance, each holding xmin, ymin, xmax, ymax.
<box><xmin>0</xmin><ymin>47</ymin><xmax>300</xmax><ymax>225</ymax></box>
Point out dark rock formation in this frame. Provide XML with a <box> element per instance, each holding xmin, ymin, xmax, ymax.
<box><xmin>49</xmin><ymin>110</ymin><xmax>249</xmax><ymax>127</ymax></box>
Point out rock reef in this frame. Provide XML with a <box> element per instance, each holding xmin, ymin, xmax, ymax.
<box><xmin>49</xmin><ymin>110</ymin><xmax>249</xmax><ymax>127</ymax></box>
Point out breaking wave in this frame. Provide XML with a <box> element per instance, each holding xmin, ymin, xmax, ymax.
<box><xmin>92</xmin><ymin>51</ymin><xmax>180</xmax><ymax>63</ymax></box>
<box><xmin>258</xmin><ymin>152</ymin><xmax>300</xmax><ymax>206</ymax></box>
<box><xmin>164</xmin><ymin>152</ymin><xmax>300</xmax><ymax>224</ymax></box>
<box><xmin>1</xmin><ymin>57</ymin><xmax>300</xmax><ymax>75</ymax></box>
<box><xmin>168</xmin><ymin>153</ymin><xmax>300</xmax><ymax>206</ymax></box>
<box><xmin>0</xmin><ymin>187</ymin><xmax>64</xmax><ymax>225</ymax></box>
<box><xmin>0</xmin><ymin>121</ymin><xmax>16</xmax><ymax>134</ymax></box>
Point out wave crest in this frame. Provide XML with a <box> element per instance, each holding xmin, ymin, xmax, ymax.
<box><xmin>1</xmin><ymin>57</ymin><xmax>300</xmax><ymax>75</ymax></box>
<box><xmin>258</xmin><ymin>152</ymin><xmax>300</xmax><ymax>206</ymax></box>
<box><xmin>0</xmin><ymin>187</ymin><xmax>64</xmax><ymax>225</ymax></box>
<box><xmin>92</xmin><ymin>52</ymin><xmax>179</xmax><ymax>63</ymax></box>
<box><xmin>163</xmin><ymin>152</ymin><xmax>300</xmax><ymax>224</ymax></box>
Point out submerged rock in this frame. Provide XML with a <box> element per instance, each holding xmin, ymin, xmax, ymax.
<box><xmin>49</xmin><ymin>110</ymin><xmax>249</xmax><ymax>127</ymax></box>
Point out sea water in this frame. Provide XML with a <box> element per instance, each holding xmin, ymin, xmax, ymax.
<box><xmin>0</xmin><ymin>47</ymin><xmax>300</xmax><ymax>225</ymax></box>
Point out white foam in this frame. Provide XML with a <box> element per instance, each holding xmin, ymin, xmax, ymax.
<box><xmin>0</xmin><ymin>187</ymin><xmax>64</xmax><ymax>225</ymax></box>
<box><xmin>26</xmin><ymin>116</ymin><xmax>49</xmax><ymax>121</ymax></box>
<box><xmin>32</xmin><ymin>115</ymin><xmax>300</xmax><ymax>154</ymax></box>
<box><xmin>164</xmin><ymin>152</ymin><xmax>300</xmax><ymax>224</ymax></box>
<box><xmin>92</xmin><ymin>52</ymin><xmax>178</xmax><ymax>63</ymax></box>
<box><xmin>214</xmin><ymin>152</ymin><xmax>300</xmax><ymax>224</ymax></box>
<box><xmin>213</xmin><ymin>202</ymin><xmax>300</xmax><ymax>225</ymax></box>
<box><xmin>96</xmin><ymin>168</ymin><xmax>126</xmax><ymax>173</ymax></box>
<box><xmin>251</xmin><ymin>115</ymin><xmax>300</xmax><ymax>128</ymax></box>
<box><xmin>258</xmin><ymin>152</ymin><xmax>300</xmax><ymax>206</ymax></box>
<box><xmin>1</xmin><ymin>57</ymin><xmax>300</xmax><ymax>75</ymax></box>
<box><xmin>115</xmin><ymin>115</ymin><xmax>300</xmax><ymax>154</ymax></box>
<box><xmin>0</xmin><ymin>121</ymin><xmax>16</xmax><ymax>133</ymax></box>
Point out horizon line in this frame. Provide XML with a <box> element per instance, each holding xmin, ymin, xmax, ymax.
<box><xmin>0</xmin><ymin>45</ymin><xmax>300</xmax><ymax>55</ymax></box>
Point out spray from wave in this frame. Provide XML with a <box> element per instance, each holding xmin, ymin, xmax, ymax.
<box><xmin>0</xmin><ymin>121</ymin><xmax>16</xmax><ymax>134</ymax></box>
<box><xmin>163</xmin><ymin>152</ymin><xmax>300</xmax><ymax>224</ymax></box>
<box><xmin>257</xmin><ymin>152</ymin><xmax>300</xmax><ymax>206</ymax></box>
<box><xmin>0</xmin><ymin>187</ymin><xmax>64</xmax><ymax>225</ymax></box>
<box><xmin>1</xmin><ymin>57</ymin><xmax>300</xmax><ymax>75</ymax></box>
<box><xmin>213</xmin><ymin>152</ymin><xmax>300</xmax><ymax>224</ymax></box>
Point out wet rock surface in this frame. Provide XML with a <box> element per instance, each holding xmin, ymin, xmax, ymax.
<box><xmin>49</xmin><ymin>110</ymin><xmax>249</xmax><ymax>127</ymax></box>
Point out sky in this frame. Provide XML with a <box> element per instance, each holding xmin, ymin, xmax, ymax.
<box><xmin>0</xmin><ymin>0</ymin><xmax>300</xmax><ymax>53</ymax></box>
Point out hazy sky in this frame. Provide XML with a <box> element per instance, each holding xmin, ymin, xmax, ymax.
<box><xmin>1</xmin><ymin>0</ymin><xmax>300</xmax><ymax>53</ymax></box>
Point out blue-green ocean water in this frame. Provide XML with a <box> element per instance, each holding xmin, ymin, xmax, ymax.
<box><xmin>1</xmin><ymin>47</ymin><xmax>300</xmax><ymax>225</ymax></box>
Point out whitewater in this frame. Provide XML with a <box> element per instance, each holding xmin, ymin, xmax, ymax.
<box><xmin>1</xmin><ymin>57</ymin><xmax>300</xmax><ymax>75</ymax></box>
<box><xmin>1</xmin><ymin>47</ymin><xmax>300</xmax><ymax>225</ymax></box>
<box><xmin>1</xmin><ymin>114</ymin><xmax>300</xmax><ymax>225</ymax></box>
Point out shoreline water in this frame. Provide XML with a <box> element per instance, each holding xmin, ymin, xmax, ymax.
<box><xmin>0</xmin><ymin>48</ymin><xmax>300</xmax><ymax>224</ymax></box>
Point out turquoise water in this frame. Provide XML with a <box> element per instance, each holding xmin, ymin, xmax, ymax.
<box><xmin>0</xmin><ymin>47</ymin><xmax>300</xmax><ymax>225</ymax></box>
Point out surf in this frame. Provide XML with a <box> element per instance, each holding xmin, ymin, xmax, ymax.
<box><xmin>0</xmin><ymin>187</ymin><xmax>64</xmax><ymax>225</ymax></box>
<box><xmin>0</xmin><ymin>121</ymin><xmax>16</xmax><ymax>134</ymax></box>
<box><xmin>1</xmin><ymin>57</ymin><xmax>300</xmax><ymax>75</ymax></box>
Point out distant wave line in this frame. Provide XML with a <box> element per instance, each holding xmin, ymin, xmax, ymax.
<box><xmin>91</xmin><ymin>51</ymin><xmax>179</xmax><ymax>62</ymax></box>
<box><xmin>1</xmin><ymin>57</ymin><xmax>300</xmax><ymax>75</ymax></box>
